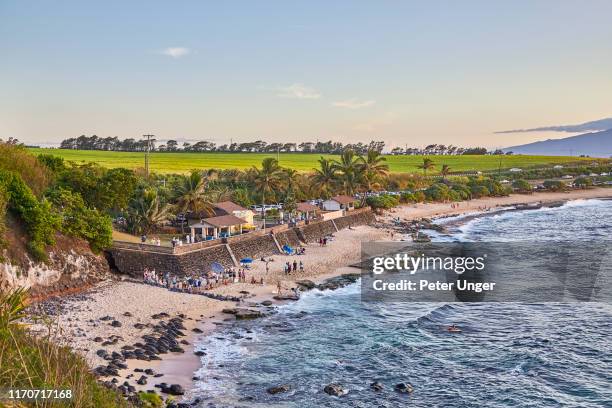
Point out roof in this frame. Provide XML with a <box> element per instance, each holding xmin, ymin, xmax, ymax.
<box><xmin>214</xmin><ymin>201</ymin><xmax>248</xmax><ymax>213</ymax></box>
<box><xmin>330</xmin><ymin>195</ymin><xmax>357</xmax><ymax>204</ymax></box>
<box><xmin>198</xmin><ymin>214</ymin><xmax>247</xmax><ymax>228</ymax></box>
<box><xmin>296</xmin><ymin>202</ymin><xmax>319</xmax><ymax>212</ymax></box>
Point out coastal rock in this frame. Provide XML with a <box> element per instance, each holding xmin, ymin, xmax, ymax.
<box><xmin>161</xmin><ymin>384</ymin><xmax>185</xmax><ymax>396</ymax></box>
<box><xmin>235</xmin><ymin>308</ymin><xmax>264</xmax><ymax>320</ymax></box>
<box><xmin>296</xmin><ymin>280</ymin><xmax>316</xmax><ymax>290</ymax></box>
<box><xmin>394</xmin><ymin>382</ymin><xmax>414</xmax><ymax>394</ymax></box>
<box><xmin>267</xmin><ymin>384</ymin><xmax>291</xmax><ymax>394</ymax></box>
<box><xmin>136</xmin><ymin>376</ymin><xmax>147</xmax><ymax>385</ymax></box>
<box><xmin>324</xmin><ymin>383</ymin><xmax>347</xmax><ymax>396</ymax></box>
<box><xmin>222</xmin><ymin>308</ymin><xmax>238</xmax><ymax>315</ymax></box>
<box><xmin>110</xmin><ymin>320</ymin><xmax>122</xmax><ymax>327</ymax></box>
<box><xmin>261</xmin><ymin>300</ymin><xmax>273</xmax><ymax>306</ymax></box>
<box><xmin>370</xmin><ymin>381</ymin><xmax>384</xmax><ymax>392</ymax></box>
<box><xmin>194</xmin><ymin>350</ymin><xmax>206</xmax><ymax>356</ymax></box>
<box><xmin>192</xmin><ymin>327</ymin><xmax>203</xmax><ymax>333</ymax></box>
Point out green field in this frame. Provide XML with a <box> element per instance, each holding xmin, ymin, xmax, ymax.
<box><xmin>29</xmin><ymin>148</ymin><xmax>603</xmax><ymax>174</ymax></box>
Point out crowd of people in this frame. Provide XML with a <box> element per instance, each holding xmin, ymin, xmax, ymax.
<box><xmin>283</xmin><ymin>259</ymin><xmax>305</xmax><ymax>275</ymax></box>
<box><xmin>142</xmin><ymin>266</ymin><xmax>264</xmax><ymax>293</ymax></box>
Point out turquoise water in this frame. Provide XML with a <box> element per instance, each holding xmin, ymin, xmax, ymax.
<box><xmin>192</xmin><ymin>199</ymin><xmax>612</xmax><ymax>407</ymax></box>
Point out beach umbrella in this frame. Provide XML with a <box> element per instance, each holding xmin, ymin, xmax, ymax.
<box><xmin>283</xmin><ymin>244</ymin><xmax>293</xmax><ymax>254</ymax></box>
<box><xmin>211</xmin><ymin>262</ymin><xmax>224</xmax><ymax>273</ymax></box>
<box><xmin>240</xmin><ymin>258</ymin><xmax>253</xmax><ymax>264</ymax></box>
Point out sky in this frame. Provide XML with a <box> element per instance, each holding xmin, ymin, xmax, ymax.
<box><xmin>1</xmin><ymin>1</ymin><xmax>611</xmax><ymax>150</ymax></box>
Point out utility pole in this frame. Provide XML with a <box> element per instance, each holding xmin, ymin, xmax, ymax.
<box><xmin>143</xmin><ymin>134</ymin><xmax>155</xmax><ymax>178</ymax></box>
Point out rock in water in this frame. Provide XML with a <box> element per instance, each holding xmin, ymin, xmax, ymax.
<box><xmin>234</xmin><ymin>308</ymin><xmax>264</xmax><ymax>320</ymax></box>
<box><xmin>370</xmin><ymin>381</ymin><xmax>384</xmax><ymax>391</ymax></box>
<box><xmin>394</xmin><ymin>382</ymin><xmax>414</xmax><ymax>393</ymax></box>
<box><xmin>267</xmin><ymin>384</ymin><xmax>291</xmax><ymax>394</ymax></box>
<box><xmin>324</xmin><ymin>383</ymin><xmax>346</xmax><ymax>396</ymax></box>
<box><xmin>295</xmin><ymin>280</ymin><xmax>316</xmax><ymax>290</ymax></box>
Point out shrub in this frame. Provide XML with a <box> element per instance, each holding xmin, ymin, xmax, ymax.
<box><xmin>0</xmin><ymin>170</ymin><xmax>60</xmax><ymax>260</ymax></box>
<box><xmin>573</xmin><ymin>176</ymin><xmax>593</xmax><ymax>188</ymax></box>
<box><xmin>367</xmin><ymin>194</ymin><xmax>399</xmax><ymax>209</ymax></box>
<box><xmin>512</xmin><ymin>179</ymin><xmax>532</xmax><ymax>193</ymax></box>
<box><xmin>46</xmin><ymin>187</ymin><xmax>113</xmax><ymax>252</ymax></box>
<box><xmin>543</xmin><ymin>180</ymin><xmax>566</xmax><ymax>191</ymax></box>
<box><xmin>424</xmin><ymin>183</ymin><xmax>451</xmax><ymax>201</ymax></box>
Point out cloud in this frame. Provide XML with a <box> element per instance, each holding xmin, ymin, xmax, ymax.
<box><xmin>332</xmin><ymin>99</ymin><xmax>376</xmax><ymax>109</ymax></box>
<box><xmin>495</xmin><ymin>117</ymin><xmax>612</xmax><ymax>134</ymax></box>
<box><xmin>161</xmin><ymin>47</ymin><xmax>191</xmax><ymax>58</ymax></box>
<box><xmin>276</xmin><ymin>83</ymin><xmax>321</xmax><ymax>99</ymax></box>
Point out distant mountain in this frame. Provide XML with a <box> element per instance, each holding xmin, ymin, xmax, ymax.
<box><xmin>502</xmin><ymin>129</ymin><xmax>612</xmax><ymax>158</ymax></box>
<box><xmin>496</xmin><ymin>117</ymin><xmax>612</xmax><ymax>134</ymax></box>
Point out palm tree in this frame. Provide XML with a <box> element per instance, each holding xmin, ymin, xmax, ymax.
<box><xmin>282</xmin><ymin>168</ymin><xmax>300</xmax><ymax>197</ymax></box>
<box><xmin>175</xmin><ymin>170</ymin><xmax>215</xmax><ymax>232</ymax></box>
<box><xmin>129</xmin><ymin>189</ymin><xmax>173</xmax><ymax>234</ymax></box>
<box><xmin>440</xmin><ymin>164</ymin><xmax>451</xmax><ymax>181</ymax></box>
<box><xmin>252</xmin><ymin>158</ymin><xmax>283</xmax><ymax>229</ymax></box>
<box><xmin>359</xmin><ymin>150</ymin><xmax>389</xmax><ymax>192</ymax></box>
<box><xmin>418</xmin><ymin>158</ymin><xmax>435</xmax><ymax>177</ymax></box>
<box><xmin>311</xmin><ymin>157</ymin><xmax>337</xmax><ymax>199</ymax></box>
<box><xmin>333</xmin><ymin>149</ymin><xmax>364</xmax><ymax>196</ymax></box>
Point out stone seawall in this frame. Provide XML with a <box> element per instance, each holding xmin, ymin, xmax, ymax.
<box><xmin>109</xmin><ymin>243</ymin><xmax>235</xmax><ymax>278</ymax></box>
<box><xmin>275</xmin><ymin>229</ymin><xmax>302</xmax><ymax>249</ymax></box>
<box><xmin>230</xmin><ymin>234</ymin><xmax>279</xmax><ymax>262</ymax></box>
<box><xmin>298</xmin><ymin>220</ymin><xmax>337</xmax><ymax>243</ymax></box>
<box><xmin>108</xmin><ymin>208</ymin><xmax>375</xmax><ymax>277</ymax></box>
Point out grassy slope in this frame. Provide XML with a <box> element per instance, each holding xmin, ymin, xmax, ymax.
<box><xmin>29</xmin><ymin>148</ymin><xmax>601</xmax><ymax>174</ymax></box>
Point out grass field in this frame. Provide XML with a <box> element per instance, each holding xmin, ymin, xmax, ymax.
<box><xmin>29</xmin><ymin>148</ymin><xmax>603</xmax><ymax>174</ymax></box>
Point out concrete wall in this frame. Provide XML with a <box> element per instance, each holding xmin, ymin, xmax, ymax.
<box><xmin>108</xmin><ymin>208</ymin><xmax>375</xmax><ymax>277</ymax></box>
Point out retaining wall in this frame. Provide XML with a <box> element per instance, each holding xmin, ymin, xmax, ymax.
<box><xmin>108</xmin><ymin>208</ymin><xmax>375</xmax><ymax>277</ymax></box>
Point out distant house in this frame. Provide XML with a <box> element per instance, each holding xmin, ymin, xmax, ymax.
<box><xmin>213</xmin><ymin>201</ymin><xmax>254</xmax><ymax>225</ymax></box>
<box><xmin>553</xmin><ymin>165</ymin><xmax>564</xmax><ymax>169</ymax></box>
<box><xmin>296</xmin><ymin>202</ymin><xmax>319</xmax><ymax>221</ymax></box>
<box><xmin>322</xmin><ymin>195</ymin><xmax>356</xmax><ymax>211</ymax></box>
<box><xmin>190</xmin><ymin>214</ymin><xmax>248</xmax><ymax>240</ymax></box>
<box><xmin>509</xmin><ymin>168</ymin><xmax>522</xmax><ymax>173</ymax></box>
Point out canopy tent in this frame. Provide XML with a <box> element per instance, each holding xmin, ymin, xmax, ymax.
<box><xmin>282</xmin><ymin>244</ymin><xmax>294</xmax><ymax>254</ymax></box>
<box><xmin>240</xmin><ymin>258</ymin><xmax>253</xmax><ymax>264</ymax></box>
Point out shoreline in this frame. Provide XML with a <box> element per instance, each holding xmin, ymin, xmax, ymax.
<box><xmin>26</xmin><ymin>187</ymin><xmax>612</xmax><ymax>403</ymax></box>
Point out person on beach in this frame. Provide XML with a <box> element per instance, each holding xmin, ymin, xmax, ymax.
<box><xmin>299</xmin><ymin>261</ymin><xmax>304</xmax><ymax>272</ymax></box>
<box><xmin>265</xmin><ymin>261</ymin><xmax>270</xmax><ymax>274</ymax></box>
<box><xmin>277</xmin><ymin>281</ymin><xmax>282</xmax><ymax>295</ymax></box>
<box><xmin>293</xmin><ymin>260</ymin><xmax>298</xmax><ymax>272</ymax></box>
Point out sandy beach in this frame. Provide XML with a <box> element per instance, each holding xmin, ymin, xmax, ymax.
<box><xmin>27</xmin><ymin>187</ymin><xmax>611</xmax><ymax>402</ymax></box>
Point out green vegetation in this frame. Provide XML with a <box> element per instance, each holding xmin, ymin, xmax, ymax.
<box><xmin>0</xmin><ymin>288</ymin><xmax>131</xmax><ymax>407</ymax></box>
<box><xmin>27</xmin><ymin>148</ymin><xmax>602</xmax><ymax>174</ymax></box>
<box><xmin>0</xmin><ymin>143</ymin><xmax>114</xmax><ymax>260</ymax></box>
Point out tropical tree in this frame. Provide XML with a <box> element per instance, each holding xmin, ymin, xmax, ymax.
<box><xmin>127</xmin><ymin>189</ymin><xmax>173</xmax><ymax>234</ymax></box>
<box><xmin>333</xmin><ymin>149</ymin><xmax>364</xmax><ymax>196</ymax></box>
<box><xmin>440</xmin><ymin>164</ymin><xmax>451</xmax><ymax>181</ymax></box>
<box><xmin>282</xmin><ymin>168</ymin><xmax>300</xmax><ymax>197</ymax></box>
<box><xmin>311</xmin><ymin>158</ymin><xmax>337</xmax><ymax>199</ymax></box>
<box><xmin>418</xmin><ymin>158</ymin><xmax>435</xmax><ymax>177</ymax></box>
<box><xmin>175</xmin><ymin>170</ymin><xmax>215</xmax><ymax>217</ymax></box>
<box><xmin>252</xmin><ymin>158</ymin><xmax>283</xmax><ymax>229</ymax></box>
<box><xmin>359</xmin><ymin>150</ymin><xmax>389</xmax><ymax>192</ymax></box>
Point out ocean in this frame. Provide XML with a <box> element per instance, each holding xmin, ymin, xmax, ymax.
<box><xmin>191</xmin><ymin>199</ymin><xmax>612</xmax><ymax>407</ymax></box>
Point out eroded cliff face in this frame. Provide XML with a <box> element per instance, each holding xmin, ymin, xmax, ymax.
<box><xmin>0</xmin><ymin>225</ymin><xmax>111</xmax><ymax>297</ymax></box>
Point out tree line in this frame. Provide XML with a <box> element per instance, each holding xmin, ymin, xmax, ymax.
<box><xmin>58</xmin><ymin>135</ymin><xmax>502</xmax><ymax>155</ymax></box>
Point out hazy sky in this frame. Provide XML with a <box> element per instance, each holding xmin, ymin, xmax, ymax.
<box><xmin>1</xmin><ymin>1</ymin><xmax>611</xmax><ymax>149</ymax></box>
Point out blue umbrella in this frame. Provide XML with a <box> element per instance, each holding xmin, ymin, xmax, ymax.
<box><xmin>282</xmin><ymin>245</ymin><xmax>293</xmax><ymax>254</ymax></box>
<box><xmin>240</xmin><ymin>258</ymin><xmax>253</xmax><ymax>264</ymax></box>
<box><xmin>211</xmin><ymin>262</ymin><xmax>224</xmax><ymax>273</ymax></box>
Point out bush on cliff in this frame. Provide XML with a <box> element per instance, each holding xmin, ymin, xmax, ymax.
<box><xmin>0</xmin><ymin>170</ymin><xmax>60</xmax><ymax>261</ymax></box>
<box><xmin>46</xmin><ymin>187</ymin><xmax>113</xmax><ymax>253</ymax></box>
<box><xmin>0</xmin><ymin>288</ymin><xmax>132</xmax><ymax>407</ymax></box>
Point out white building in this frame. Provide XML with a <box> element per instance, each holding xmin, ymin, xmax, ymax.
<box><xmin>322</xmin><ymin>195</ymin><xmax>357</xmax><ymax>212</ymax></box>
